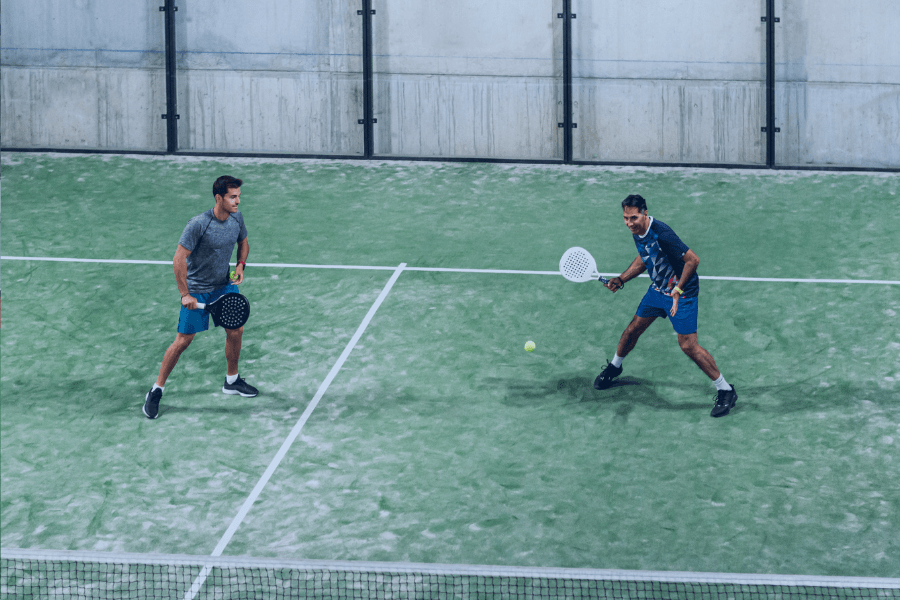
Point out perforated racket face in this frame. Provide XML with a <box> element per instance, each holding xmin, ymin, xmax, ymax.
<box><xmin>559</xmin><ymin>247</ymin><xmax>598</xmax><ymax>282</ymax></box>
<box><xmin>211</xmin><ymin>293</ymin><xmax>250</xmax><ymax>329</ymax></box>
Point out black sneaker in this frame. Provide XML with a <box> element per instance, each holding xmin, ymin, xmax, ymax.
<box><xmin>711</xmin><ymin>386</ymin><xmax>738</xmax><ymax>417</ymax></box>
<box><xmin>223</xmin><ymin>376</ymin><xmax>258</xmax><ymax>398</ymax></box>
<box><xmin>143</xmin><ymin>387</ymin><xmax>162</xmax><ymax>419</ymax></box>
<box><xmin>594</xmin><ymin>361</ymin><xmax>623</xmax><ymax>390</ymax></box>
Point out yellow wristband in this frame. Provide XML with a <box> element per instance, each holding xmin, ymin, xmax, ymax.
<box><xmin>673</xmin><ymin>286</ymin><xmax>684</xmax><ymax>295</ymax></box>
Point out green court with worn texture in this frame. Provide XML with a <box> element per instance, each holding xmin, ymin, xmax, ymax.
<box><xmin>1</xmin><ymin>153</ymin><xmax>898</xmax><ymax>577</ymax></box>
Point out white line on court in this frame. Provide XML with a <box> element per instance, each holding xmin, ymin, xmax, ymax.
<box><xmin>182</xmin><ymin>263</ymin><xmax>407</xmax><ymax>600</ymax></box>
<box><xmin>0</xmin><ymin>256</ymin><xmax>172</xmax><ymax>265</ymax></box>
<box><xmin>2</xmin><ymin>255</ymin><xmax>898</xmax><ymax>284</ymax></box>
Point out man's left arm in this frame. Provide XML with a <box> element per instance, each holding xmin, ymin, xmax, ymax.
<box><xmin>670</xmin><ymin>249</ymin><xmax>699</xmax><ymax>316</ymax></box>
<box><xmin>234</xmin><ymin>237</ymin><xmax>249</xmax><ymax>285</ymax></box>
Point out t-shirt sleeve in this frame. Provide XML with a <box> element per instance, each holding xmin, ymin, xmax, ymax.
<box><xmin>657</xmin><ymin>227</ymin><xmax>689</xmax><ymax>259</ymax></box>
<box><xmin>178</xmin><ymin>216</ymin><xmax>205</xmax><ymax>252</ymax></box>
<box><xmin>237</xmin><ymin>213</ymin><xmax>248</xmax><ymax>242</ymax></box>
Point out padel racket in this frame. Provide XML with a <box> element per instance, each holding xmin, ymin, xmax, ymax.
<box><xmin>196</xmin><ymin>293</ymin><xmax>250</xmax><ymax>329</ymax></box>
<box><xmin>559</xmin><ymin>247</ymin><xmax>616</xmax><ymax>286</ymax></box>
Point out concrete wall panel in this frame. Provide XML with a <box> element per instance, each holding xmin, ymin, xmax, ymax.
<box><xmin>177</xmin><ymin>71</ymin><xmax>363</xmax><ymax>155</ymax></box>
<box><xmin>573</xmin><ymin>80</ymin><xmax>765</xmax><ymax>164</ymax></box>
<box><xmin>773</xmin><ymin>0</ymin><xmax>900</xmax><ymax>167</ymax></box>
<box><xmin>1</xmin><ymin>67</ymin><xmax>166</xmax><ymax>151</ymax></box>
<box><xmin>777</xmin><ymin>83</ymin><xmax>900</xmax><ymax>168</ymax></box>
<box><xmin>372</xmin><ymin>75</ymin><xmax>562</xmax><ymax>159</ymax></box>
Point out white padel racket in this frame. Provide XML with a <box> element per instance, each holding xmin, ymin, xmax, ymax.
<box><xmin>559</xmin><ymin>247</ymin><xmax>616</xmax><ymax>286</ymax></box>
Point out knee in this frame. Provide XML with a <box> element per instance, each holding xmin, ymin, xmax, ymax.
<box><xmin>624</xmin><ymin>319</ymin><xmax>642</xmax><ymax>338</ymax></box>
<box><xmin>678</xmin><ymin>336</ymin><xmax>698</xmax><ymax>354</ymax></box>
<box><xmin>173</xmin><ymin>333</ymin><xmax>194</xmax><ymax>351</ymax></box>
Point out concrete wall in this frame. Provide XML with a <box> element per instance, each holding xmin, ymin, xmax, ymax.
<box><xmin>2</xmin><ymin>0</ymin><xmax>898</xmax><ymax>167</ymax></box>
<box><xmin>571</xmin><ymin>0</ymin><xmax>766</xmax><ymax>164</ymax></box>
<box><xmin>174</xmin><ymin>0</ymin><xmax>364</xmax><ymax>154</ymax></box>
<box><xmin>371</xmin><ymin>0</ymin><xmax>563</xmax><ymax>159</ymax></box>
<box><xmin>0</xmin><ymin>0</ymin><xmax>167</xmax><ymax>151</ymax></box>
<box><xmin>775</xmin><ymin>0</ymin><xmax>900</xmax><ymax>168</ymax></box>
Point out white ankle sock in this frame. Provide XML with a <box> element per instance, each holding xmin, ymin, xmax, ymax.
<box><xmin>611</xmin><ymin>354</ymin><xmax>624</xmax><ymax>368</ymax></box>
<box><xmin>151</xmin><ymin>384</ymin><xmax>164</xmax><ymax>393</ymax></box>
<box><xmin>226</xmin><ymin>373</ymin><xmax>239</xmax><ymax>384</ymax></box>
<box><xmin>713</xmin><ymin>374</ymin><xmax>732</xmax><ymax>391</ymax></box>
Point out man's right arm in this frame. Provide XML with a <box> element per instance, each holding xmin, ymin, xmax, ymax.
<box><xmin>174</xmin><ymin>244</ymin><xmax>197</xmax><ymax>309</ymax></box>
<box><xmin>604</xmin><ymin>255</ymin><xmax>646</xmax><ymax>293</ymax></box>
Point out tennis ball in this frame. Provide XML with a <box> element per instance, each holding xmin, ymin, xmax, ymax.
<box><xmin>524</xmin><ymin>341</ymin><xmax>536</xmax><ymax>352</ymax></box>
<box><xmin>230</xmin><ymin>270</ymin><xmax>237</xmax><ymax>280</ymax></box>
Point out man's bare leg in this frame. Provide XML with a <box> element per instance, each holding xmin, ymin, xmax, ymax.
<box><xmin>156</xmin><ymin>333</ymin><xmax>195</xmax><ymax>387</ymax></box>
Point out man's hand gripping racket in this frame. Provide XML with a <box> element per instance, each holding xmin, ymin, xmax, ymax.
<box><xmin>559</xmin><ymin>247</ymin><xmax>624</xmax><ymax>291</ymax></box>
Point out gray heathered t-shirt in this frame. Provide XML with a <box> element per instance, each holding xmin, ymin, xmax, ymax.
<box><xmin>179</xmin><ymin>209</ymin><xmax>248</xmax><ymax>294</ymax></box>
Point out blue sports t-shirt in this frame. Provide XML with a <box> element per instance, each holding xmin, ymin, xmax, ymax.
<box><xmin>179</xmin><ymin>209</ymin><xmax>248</xmax><ymax>294</ymax></box>
<box><xmin>633</xmin><ymin>217</ymin><xmax>699</xmax><ymax>298</ymax></box>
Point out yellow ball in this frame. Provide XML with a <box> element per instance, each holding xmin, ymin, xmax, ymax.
<box><xmin>524</xmin><ymin>341</ymin><xmax>536</xmax><ymax>352</ymax></box>
<box><xmin>230</xmin><ymin>270</ymin><xmax>237</xmax><ymax>280</ymax></box>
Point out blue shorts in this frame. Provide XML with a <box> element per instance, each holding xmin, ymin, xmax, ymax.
<box><xmin>635</xmin><ymin>286</ymin><xmax>699</xmax><ymax>335</ymax></box>
<box><xmin>177</xmin><ymin>284</ymin><xmax>239</xmax><ymax>334</ymax></box>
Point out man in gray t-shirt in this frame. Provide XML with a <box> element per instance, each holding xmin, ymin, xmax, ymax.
<box><xmin>143</xmin><ymin>175</ymin><xmax>259</xmax><ymax>419</ymax></box>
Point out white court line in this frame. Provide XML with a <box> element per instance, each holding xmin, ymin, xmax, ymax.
<box><xmin>183</xmin><ymin>263</ymin><xmax>406</xmax><ymax>600</ymax></box>
<box><xmin>2</xmin><ymin>255</ymin><xmax>898</xmax><ymax>284</ymax></box>
<box><xmin>0</xmin><ymin>256</ymin><xmax>172</xmax><ymax>265</ymax></box>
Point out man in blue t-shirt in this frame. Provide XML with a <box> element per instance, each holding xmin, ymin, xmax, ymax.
<box><xmin>594</xmin><ymin>194</ymin><xmax>738</xmax><ymax>417</ymax></box>
<box><xmin>143</xmin><ymin>175</ymin><xmax>259</xmax><ymax>419</ymax></box>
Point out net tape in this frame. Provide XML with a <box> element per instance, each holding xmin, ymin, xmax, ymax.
<box><xmin>2</xmin><ymin>549</ymin><xmax>898</xmax><ymax>600</ymax></box>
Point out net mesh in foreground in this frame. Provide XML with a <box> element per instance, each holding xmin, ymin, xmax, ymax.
<box><xmin>2</xmin><ymin>549</ymin><xmax>898</xmax><ymax>600</ymax></box>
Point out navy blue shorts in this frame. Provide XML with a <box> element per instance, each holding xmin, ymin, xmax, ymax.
<box><xmin>635</xmin><ymin>286</ymin><xmax>698</xmax><ymax>335</ymax></box>
<box><xmin>177</xmin><ymin>284</ymin><xmax>240</xmax><ymax>334</ymax></box>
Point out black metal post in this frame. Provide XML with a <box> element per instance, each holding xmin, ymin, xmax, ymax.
<box><xmin>764</xmin><ymin>0</ymin><xmax>776</xmax><ymax>167</ymax></box>
<box><xmin>361</xmin><ymin>0</ymin><xmax>375</xmax><ymax>158</ymax></box>
<box><xmin>561</xmin><ymin>0</ymin><xmax>573</xmax><ymax>163</ymax></box>
<box><xmin>161</xmin><ymin>0</ymin><xmax>179</xmax><ymax>153</ymax></box>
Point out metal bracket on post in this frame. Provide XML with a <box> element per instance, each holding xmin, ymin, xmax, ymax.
<box><xmin>760</xmin><ymin>16</ymin><xmax>779</xmax><ymax>22</ymax></box>
<box><xmin>760</xmin><ymin>126</ymin><xmax>779</xmax><ymax>133</ymax></box>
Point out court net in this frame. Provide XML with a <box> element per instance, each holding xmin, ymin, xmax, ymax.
<box><xmin>2</xmin><ymin>548</ymin><xmax>898</xmax><ymax>600</ymax></box>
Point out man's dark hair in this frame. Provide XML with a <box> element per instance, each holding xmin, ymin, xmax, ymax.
<box><xmin>622</xmin><ymin>194</ymin><xmax>648</xmax><ymax>212</ymax></box>
<box><xmin>213</xmin><ymin>175</ymin><xmax>243</xmax><ymax>198</ymax></box>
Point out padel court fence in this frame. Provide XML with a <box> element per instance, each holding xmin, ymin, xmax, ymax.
<box><xmin>1</xmin><ymin>0</ymin><xmax>898</xmax><ymax>170</ymax></box>
<box><xmin>3</xmin><ymin>549</ymin><xmax>899</xmax><ymax>600</ymax></box>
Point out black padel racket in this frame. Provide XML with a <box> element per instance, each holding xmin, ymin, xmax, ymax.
<box><xmin>197</xmin><ymin>293</ymin><xmax>250</xmax><ymax>329</ymax></box>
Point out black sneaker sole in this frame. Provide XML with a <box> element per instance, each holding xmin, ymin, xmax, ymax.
<box><xmin>222</xmin><ymin>387</ymin><xmax>258</xmax><ymax>398</ymax></box>
<box><xmin>594</xmin><ymin>376</ymin><xmax>618</xmax><ymax>390</ymax></box>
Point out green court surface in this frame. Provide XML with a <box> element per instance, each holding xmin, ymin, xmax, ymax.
<box><xmin>1</xmin><ymin>153</ymin><xmax>898</xmax><ymax>578</ymax></box>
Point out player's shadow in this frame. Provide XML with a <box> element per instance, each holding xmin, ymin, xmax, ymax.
<box><xmin>491</xmin><ymin>374</ymin><xmax>710</xmax><ymax>417</ymax></box>
<box><xmin>154</xmin><ymin>392</ymin><xmax>297</xmax><ymax>417</ymax></box>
